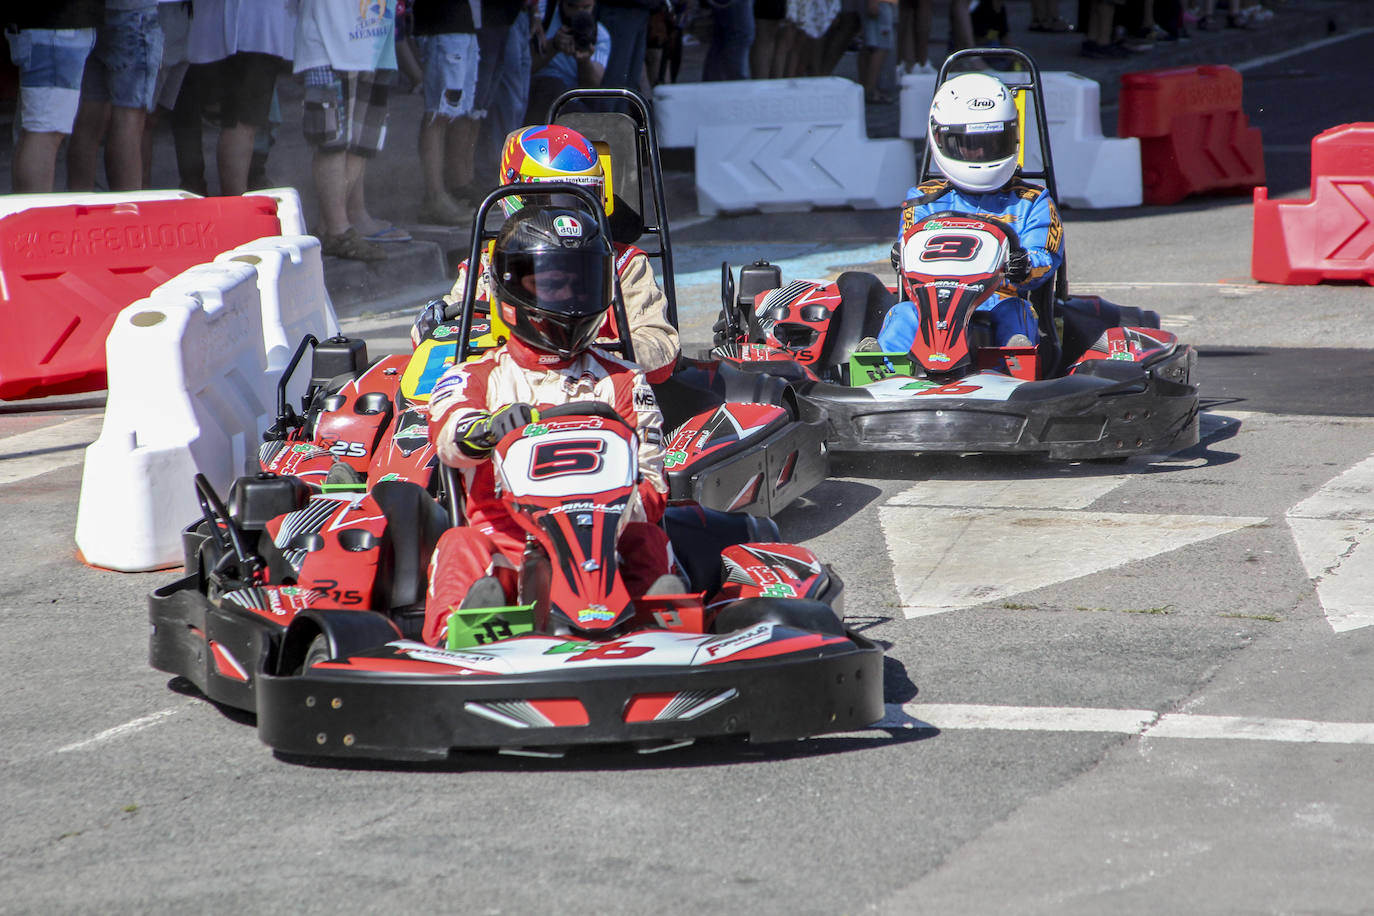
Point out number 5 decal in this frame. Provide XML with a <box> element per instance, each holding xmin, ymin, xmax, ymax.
<box><xmin>529</xmin><ymin>438</ymin><xmax>606</xmax><ymax>480</ymax></box>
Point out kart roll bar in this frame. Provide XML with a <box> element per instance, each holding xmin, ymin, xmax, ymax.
<box><xmin>546</xmin><ymin>87</ymin><xmax>679</xmax><ymax>326</ymax></box>
<box><xmin>922</xmin><ymin>47</ymin><xmax>1070</xmax><ymax>364</ymax></box>
<box><xmin>454</xmin><ymin>182</ymin><xmax>635</xmax><ymax>368</ymax></box>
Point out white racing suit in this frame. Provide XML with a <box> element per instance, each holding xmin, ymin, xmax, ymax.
<box><xmin>422</xmin><ymin>336</ymin><xmax>671</xmax><ymax>645</ymax></box>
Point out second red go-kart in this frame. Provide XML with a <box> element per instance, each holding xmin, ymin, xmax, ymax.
<box><xmin>712</xmin><ymin>48</ymin><xmax>1199</xmax><ymax>461</ymax></box>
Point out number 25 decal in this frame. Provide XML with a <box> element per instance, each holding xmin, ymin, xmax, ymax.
<box><xmin>529</xmin><ymin>438</ymin><xmax>606</xmax><ymax>479</ymax></box>
<box><xmin>921</xmin><ymin>234</ymin><xmax>982</xmax><ymax>261</ymax></box>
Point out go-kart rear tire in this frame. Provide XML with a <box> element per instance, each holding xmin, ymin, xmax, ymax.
<box><xmin>711</xmin><ymin>597</ymin><xmax>846</xmax><ymax>637</ymax></box>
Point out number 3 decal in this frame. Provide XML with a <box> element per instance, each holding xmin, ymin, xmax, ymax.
<box><xmin>921</xmin><ymin>234</ymin><xmax>982</xmax><ymax>261</ymax></box>
<box><xmin>529</xmin><ymin>438</ymin><xmax>606</xmax><ymax>480</ymax></box>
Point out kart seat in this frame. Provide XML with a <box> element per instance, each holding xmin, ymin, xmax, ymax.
<box><xmin>556</xmin><ymin>110</ymin><xmax>644</xmax><ymax>246</ymax></box>
<box><xmin>814</xmin><ymin>271</ymin><xmax>897</xmax><ymax>371</ymax></box>
<box><xmin>371</xmin><ymin>480</ymin><xmax>450</xmax><ymax>620</ymax></box>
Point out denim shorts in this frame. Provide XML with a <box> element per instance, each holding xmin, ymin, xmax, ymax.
<box><xmin>5</xmin><ymin>27</ymin><xmax>96</xmax><ymax>132</ymax></box>
<box><xmin>863</xmin><ymin>3</ymin><xmax>896</xmax><ymax>51</ymax></box>
<box><xmin>417</xmin><ymin>32</ymin><xmax>480</xmax><ymax>119</ymax></box>
<box><xmin>81</xmin><ymin>6</ymin><xmax>163</xmax><ymax>111</ymax></box>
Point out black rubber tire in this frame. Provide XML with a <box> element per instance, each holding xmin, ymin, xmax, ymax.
<box><xmin>300</xmin><ymin>634</ymin><xmax>332</xmax><ymax>672</ymax></box>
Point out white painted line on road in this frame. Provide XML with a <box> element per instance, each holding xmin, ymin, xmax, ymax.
<box><xmin>888</xmin><ymin>472</ymin><xmax>1128</xmax><ymax>511</ymax></box>
<box><xmin>1146</xmin><ymin>713</ymin><xmax>1374</xmax><ymax>744</ymax></box>
<box><xmin>57</xmin><ymin>708</ymin><xmax>184</xmax><ymax>754</ymax></box>
<box><xmin>881</xmin><ymin>507</ymin><xmax>1264</xmax><ymax>619</ymax></box>
<box><xmin>883</xmin><ymin>703</ymin><xmax>1157</xmax><ymax>734</ymax></box>
<box><xmin>1287</xmin><ymin>454</ymin><xmax>1374</xmax><ymax>633</ymax></box>
<box><xmin>840</xmin><ymin>703</ymin><xmax>1374</xmax><ymax>746</ymax></box>
<box><xmin>0</xmin><ymin>416</ymin><xmax>104</xmax><ymax>486</ymax></box>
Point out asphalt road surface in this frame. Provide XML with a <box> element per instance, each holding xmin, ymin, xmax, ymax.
<box><xmin>3</xmin><ymin>30</ymin><xmax>1374</xmax><ymax>916</ymax></box>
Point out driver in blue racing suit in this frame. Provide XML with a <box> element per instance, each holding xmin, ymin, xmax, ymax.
<box><xmin>877</xmin><ymin>71</ymin><xmax>1064</xmax><ymax>352</ymax></box>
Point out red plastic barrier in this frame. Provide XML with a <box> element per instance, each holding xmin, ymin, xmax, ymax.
<box><xmin>1118</xmin><ymin>65</ymin><xmax>1265</xmax><ymax>206</ymax></box>
<box><xmin>1252</xmin><ymin>123</ymin><xmax>1374</xmax><ymax>285</ymax></box>
<box><xmin>0</xmin><ymin>196</ymin><xmax>281</xmax><ymax>401</ymax></box>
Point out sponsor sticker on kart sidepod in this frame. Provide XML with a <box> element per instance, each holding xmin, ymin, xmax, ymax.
<box><xmin>391</xmin><ymin>628</ymin><xmax>781</xmax><ymax>675</ymax></box>
<box><xmin>863</xmin><ymin>371</ymin><xmax>1026</xmax><ymax>401</ymax></box>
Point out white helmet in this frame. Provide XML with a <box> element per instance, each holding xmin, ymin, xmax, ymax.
<box><xmin>928</xmin><ymin>72</ymin><xmax>1020</xmax><ymax>194</ymax></box>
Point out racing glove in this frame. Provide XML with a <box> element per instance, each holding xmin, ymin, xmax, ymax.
<box><xmin>1005</xmin><ymin>248</ymin><xmax>1031</xmax><ymax>286</ymax></box>
<box><xmin>454</xmin><ymin>403</ymin><xmax>536</xmax><ymax>457</ymax></box>
<box><xmin>410</xmin><ymin>297</ymin><xmax>452</xmax><ymax>348</ymax></box>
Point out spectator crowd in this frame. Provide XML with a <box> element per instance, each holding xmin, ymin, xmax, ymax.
<box><xmin>5</xmin><ymin>0</ymin><xmax>1272</xmax><ymax>261</ymax></box>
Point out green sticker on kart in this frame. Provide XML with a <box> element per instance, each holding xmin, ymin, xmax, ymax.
<box><xmin>446</xmin><ymin>603</ymin><xmax>536</xmax><ymax>650</ymax></box>
<box><xmin>848</xmin><ymin>352</ymin><xmax>919</xmax><ymax>386</ymax></box>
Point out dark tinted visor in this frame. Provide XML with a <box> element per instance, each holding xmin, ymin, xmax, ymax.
<box><xmin>933</xmin><ymin>120</ymin><xmax>1018</xmax><ymax>163</ymax></box>
<box><xmin>495</xmin><ymin>246</ymin><xmax>610</xmax><ymax>318</ymax></box>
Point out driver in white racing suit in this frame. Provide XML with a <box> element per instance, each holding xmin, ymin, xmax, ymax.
<box><xmin>422</xmin><ymin>203</ymin><xmax>672</xmax><ymax>647</ymax></box>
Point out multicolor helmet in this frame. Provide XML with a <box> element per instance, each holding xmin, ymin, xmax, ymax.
<box><xmin>498</xmin><ymin>125</ymin><xmax>608</xmax><ymax>216</ymax></box>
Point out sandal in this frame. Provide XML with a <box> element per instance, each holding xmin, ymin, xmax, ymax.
<box><xmin>321</xmin><ymin>227</ymin><xmax>387</xmax><ymax>262</ymax></box>
<box><xmin>363</xmin><ymin>222</ymin><xmax>413</xmax><ymax>243</ymax></box>
<box><xmin>1029</xmin><ymin>16</ymin><xmax>1073</xmax><ymax>32</ymax></box>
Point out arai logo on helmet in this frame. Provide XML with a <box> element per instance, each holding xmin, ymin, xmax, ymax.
<box><xmin>928</xmin><ymin>352</ymin><xmax>952</xmax><ymax>363</ymax></box>
<box><xmin>968</xmin><ymin>97</ymin><xmax>996</xmax><ymax>110</ymax></box>
<box><xmin>553</xmin><ymin>215</ymin><xmax>583</xmax><ymax>238</ymax></box>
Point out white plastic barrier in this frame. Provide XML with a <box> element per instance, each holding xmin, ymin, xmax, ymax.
<box><xmin>898</xmin><ymin>70</ymin><xmax>1141</xmax><ymax>210</ymax></box>
<box><xmin>1020</xmin><ymin>71</ymin><xmax>1141</xmax><ymax>209</ymax></box>
<box><xmin>76</xmin><ymin>260</ymin><xmax>274</xmax><ymax>570</ymax></box>
<box><xmin>251</xmin><ymin>187</ymin><xmax>308</xmax><ymax>237</ymax></box>
<box><xmin>75</xmin><ymin>230</ymin><xmax>341</xmax><ymax>571</ymax></box>
<box><xmin>655</xmin><ymin>77</ymin><xmax>864</xmax><ymax>149</ymax></box>
<box><xmin>654</xmin><ymin>78</ymin><xmax>917</xmax><ymax>214</ymax></box>
<box><xmin>214</xmin><ymin>234</ymin><xmax>340</xmax><ymax>373</ymax></box>
<box><xmin>897</xmin><ymin>69</ymin><xmax>940</xmax><ymax>139</ymax></box>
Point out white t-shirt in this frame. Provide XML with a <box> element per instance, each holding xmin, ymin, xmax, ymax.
<box><xmin>187</xmin><ymin>0</ymin><xmax>297</xmax><ymax>64</ymax></box>
<box><xmin>294</xmin><ymin>0</ymin><xmax>398</xmax><ymax>73</ymax></box>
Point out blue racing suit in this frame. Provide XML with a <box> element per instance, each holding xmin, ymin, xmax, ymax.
<box><xmin>878</xmin><ymin>178</ymin><xmax>1065</xmax><ymax>351</ymax></box>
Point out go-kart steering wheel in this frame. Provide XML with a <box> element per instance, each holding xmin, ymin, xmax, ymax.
<box><xmin>535</xmin><ymin>399</ymin><xmax>635</xmax><ymax>430</ymax></box>
<box><xmin>917</xmin><ymin>210</ymin><xmax>1022</xmax><ymax>251</ymax></box>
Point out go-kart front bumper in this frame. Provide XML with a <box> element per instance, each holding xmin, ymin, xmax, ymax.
<box><xmin>254</xmin><ymin>635</ymin><xmax>884</xmax><ymax>761</ymax></box>
<box><xmin>807</xmin><ymin>347</ymin><xmax>1199</xmax><ymax>460</ymax></box>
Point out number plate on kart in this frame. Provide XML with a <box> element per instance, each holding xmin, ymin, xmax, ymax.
<box><xmin>447</xmin><ymin>604</ymin><xmax>537</xmax><ymax>650</ymax></box>
<box><xmin>848</xmin><ymin>351</ymin><xmax>919</xmax><ymax>385</ymax></box>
